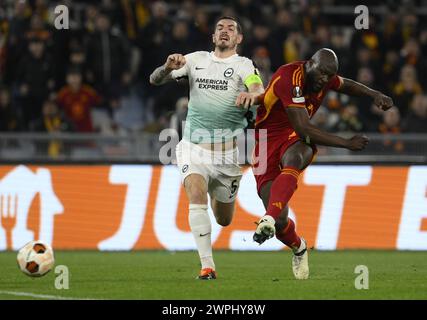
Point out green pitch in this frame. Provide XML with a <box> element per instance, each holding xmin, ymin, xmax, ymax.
<box><xmin>0</xmin><ymin>250</ymin><xmax>426</xmax><ymax>300</ymax></box>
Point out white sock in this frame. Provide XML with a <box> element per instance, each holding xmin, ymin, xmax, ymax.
<box><xmin>294</xmin><ymin>238</ymin><xmax>307</xmax><ymax>254</ymax></box>
<box><xmin>189</xmin><ymin>204</ymin><xmax>215</xmax><ymax>270</ymax></box>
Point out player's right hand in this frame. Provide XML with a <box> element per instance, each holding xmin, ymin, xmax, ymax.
<box><xmin>347</xmin><ymin>135</ymin><xmax>369</xmax><ymax>151</ymax></box>
<box><xmin>165</xmin><ymin>54</ymin><xmax>186</xmax><ymax>71</ymax></box>
<box><xmin>373</xmin><ymin>92</ymin><xmax>394</xmax><ymax>111</ymax></box>
<box><xmin>235</xmin><ymin>92</ymin><xmax>259</xmax><ymax>109</ymax></box>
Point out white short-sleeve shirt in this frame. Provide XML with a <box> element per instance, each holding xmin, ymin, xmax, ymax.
<box><xmin>171</xmin><ymin>51</ymin><xmax>260</xmax><ymax>144</ymax></box>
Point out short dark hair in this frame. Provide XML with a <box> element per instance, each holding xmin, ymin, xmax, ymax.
<box><xmin>214</xmin><ymin>16</ymin><xmax>243</xmax><ymax>34</ymax></box>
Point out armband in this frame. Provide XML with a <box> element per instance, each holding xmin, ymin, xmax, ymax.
<box><xmin>244</xmin><ymin>74</ymin><xmax>263</xmax><ymax>87</ymax></box>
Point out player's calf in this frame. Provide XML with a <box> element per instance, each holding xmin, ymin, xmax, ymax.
<box><xmin>215</xmin><ymin>216</ymin><xmax>232</xmax><ymax>227</ymax></box>
<box><xmin>211</xmin><ymin>199</ymin><xmax>235</xmax><ymax>227</ymax></box>
<box><xmin>276</xmin><ymin>218</ymin><xmax>302</xmax><ymax>251</ymax></box>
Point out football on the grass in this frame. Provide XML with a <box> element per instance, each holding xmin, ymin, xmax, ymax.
<box><xmin>17</xmin><ymin>241</ymin><xmax>55</xmax><ymax>277</ymax></box>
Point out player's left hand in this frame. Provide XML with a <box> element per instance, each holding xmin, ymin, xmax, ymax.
<box><xmin>235</xmin><ymin>92</ymin><xmax>258</xmax><ymax>109</ymax></box>
<box><xmin>373</xmin><ymin>92</ymin><xmax>394</xmax><ymax>111</ymax></box>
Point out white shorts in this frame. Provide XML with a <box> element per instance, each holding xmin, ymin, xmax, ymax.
<box><xmin>176</xmin><ymin>139</ymin><xmax>242</xmax><ymax>203</ymax></box>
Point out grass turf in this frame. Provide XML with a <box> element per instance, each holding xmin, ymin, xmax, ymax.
<box><xmin>0</xmin><ymin>250</ymin><xmax>426</xmax><ymax>300</ymax></box>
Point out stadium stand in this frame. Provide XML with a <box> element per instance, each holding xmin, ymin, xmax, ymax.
<box><xmin>0</xmin><ymin>0</ymin><xmax>425</xmax><ymax>162</ymax></box>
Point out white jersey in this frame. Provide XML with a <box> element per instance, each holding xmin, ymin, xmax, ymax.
<box><xmin>171</xmin><ymin>51</ymin><xmax>260</xmax><ymax>144</ymax></box>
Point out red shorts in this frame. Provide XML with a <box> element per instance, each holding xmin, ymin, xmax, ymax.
<box><xmin>252</xmin><ymin>128</ymin><xmax>317</xmax><ymax>196</ymax></box>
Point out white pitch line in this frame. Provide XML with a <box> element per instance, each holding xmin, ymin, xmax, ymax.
<box><xmin>0</xmin><ymin>290</ymin><xmax>96</xmax><ymax>300</ymax></box>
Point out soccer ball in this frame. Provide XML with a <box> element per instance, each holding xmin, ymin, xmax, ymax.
<box><xmin>17</xmin><ymin>240</ymin><xmax>55</xmax><ymax>277</ymax></box>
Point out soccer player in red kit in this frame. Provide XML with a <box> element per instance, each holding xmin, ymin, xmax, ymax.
<box><xmin>246</xmin><ymin>48</ymin><xmax>394</xmax><ymax>279</ymax></box>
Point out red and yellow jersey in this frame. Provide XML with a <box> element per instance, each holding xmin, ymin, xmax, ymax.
<box><xmin>255</xmin><ymin>61</ymin><xmax>343</xmax><ymax>134</ymax></box>
<box><xmin>57</xmin><ymin>85</ymin><xmax>102</xmax><ymax>132</ymax></box>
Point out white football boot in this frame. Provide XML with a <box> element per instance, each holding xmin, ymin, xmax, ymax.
<box><xmin>292</xmin><ymin>237</ymin><xmax>309</xmax><ymax>280</ymax></box>
<box><xmin>253</xmin><ymin>215</ymin><xmax>276</xmax><ymax>244</ymax></box>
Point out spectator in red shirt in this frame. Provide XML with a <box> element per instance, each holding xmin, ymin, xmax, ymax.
<box><xmin>56</xmin><ymin>68</ymin><xmax>102</xmax><ymax>132</ymax></box>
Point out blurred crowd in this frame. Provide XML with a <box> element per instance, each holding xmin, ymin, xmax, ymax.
<box><xmin>0</xmin><ymin>0</ymin><xmax>426</xmax><ymax>150</ymax></box>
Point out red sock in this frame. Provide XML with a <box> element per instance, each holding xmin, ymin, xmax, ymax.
<box><xmin>266</xmin><ymin>166</ymin><xmax>301</xmax><ymax>220</ymax></box>
<box><xmin>276</xmin><ymin>218</ymin><xmax>301</xmax><ymax>250</ymax></box>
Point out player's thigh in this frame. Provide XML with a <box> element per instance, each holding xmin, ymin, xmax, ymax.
<box><xmin>176</xmin><ymin>140</ymin><xmax>210</xmax><ymax>204</ymax></box>
<box><xmin>254</xmin><ymin>144</ymin><xmax>282</xmax><ymax>202</ymax></box>
<box><xmin>281</xmin><ymin>141</ymin><xmax>314</xmax><ymax>170</ymax></box>
<box><xmin>184</xmin><ymin>174</ymin><xmax>208</xmax><ymax>204</ymax></box>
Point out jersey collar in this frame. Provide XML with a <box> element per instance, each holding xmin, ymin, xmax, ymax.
<box><xmin>210</xmin><ymin>51</ymin><xmax>238</xmax><ymax>63</ymax></box>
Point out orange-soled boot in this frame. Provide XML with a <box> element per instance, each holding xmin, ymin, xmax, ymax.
<box><xmin>197</xmin><ymin>268</ymin><xmax>217</xmax><ymax>280</ymax></box>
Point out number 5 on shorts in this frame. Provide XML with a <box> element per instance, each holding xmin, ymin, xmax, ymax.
<box><xmin>231</xmin><ymin>180</ymin><xmax>239</xmax><ymax>196</ymax></box>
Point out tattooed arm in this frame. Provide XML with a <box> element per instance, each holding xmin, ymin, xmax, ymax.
<box><xmin>149</xmin><ymin>53</ymin><xmax>186</xmax><ymax>86</ymax></box>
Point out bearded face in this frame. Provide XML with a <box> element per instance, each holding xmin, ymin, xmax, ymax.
<box><xmin>212</xmin><ymin>19</ymin><xmax>242</xmax><ymax>51</ymax></box>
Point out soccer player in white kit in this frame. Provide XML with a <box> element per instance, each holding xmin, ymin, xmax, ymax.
<box><xmin>150</xmin><ymin>16</ymin><xmax>264</xmax><ymax>280</ymax></box>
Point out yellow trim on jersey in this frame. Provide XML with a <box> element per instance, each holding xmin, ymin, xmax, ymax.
<box><xmin>292</xmin><ymin>65</ymin><xmax>303</xmax><ymax>86</ymax></box>
<box><xmin>294</xmin><ymin>69</ymin><xmax>301</xmax><ymax>86</ymax></box>
<box><xmin>244</xmin><ymin>74</ymin><xmax>263</xmax><ymax>87</ymax></box>
<box><xmin>255</xmin><ymin>76</ymin><xmax>281</xmax><ymax>126</ymax></box>
<box><xmin>296</xmin><ymin>70</ymin><xmax>302</xmax><ymax>86</ymax></box>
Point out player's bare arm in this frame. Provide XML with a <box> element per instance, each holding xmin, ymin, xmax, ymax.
<box><xmin>235</xmin><ymin>83</ymin><xmax>264</xmax><ymax>109</ymax></box>
<box><xmin>337</xmin><ymin>78</ymin><xmax>394</xmax><ymax>111</ymax></box>
<box><xmin>149</xmin><ymin>53</ymin><xmax>186</xmax><ymax>86</ymax></box>
<box><xmin>286</xmin><ymin>107</ymin><xmax>369</xmax><ymax>151</ymax></box>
